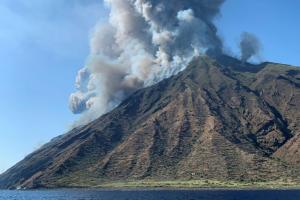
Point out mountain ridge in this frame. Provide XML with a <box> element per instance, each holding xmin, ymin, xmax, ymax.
<box><xmin>1</xmin><ymin>55</ymin><xmax>300</xmax><ymax>189</ymax></box>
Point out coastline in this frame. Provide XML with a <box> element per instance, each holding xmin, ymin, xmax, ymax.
<box><xmin>94</xmin><ymin>181</ymin><xmax>300</xmax><ymax>190</ymax></box>
<box><xmin>42</xmin><ymin>180</ymin><xmax>300</xmax><ymax>191</ymax></box>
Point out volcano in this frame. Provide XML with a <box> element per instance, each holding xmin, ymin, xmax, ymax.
<box><xmin>1</xmin><ymin>55</ymin><xmax>300</xmax><ymax>189</ymax></box>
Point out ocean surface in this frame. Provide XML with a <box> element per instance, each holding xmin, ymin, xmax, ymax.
<box><xmin>0</xmin><ymin>189</ymin><xmax>300</xmax><ymax>200</ymax></box>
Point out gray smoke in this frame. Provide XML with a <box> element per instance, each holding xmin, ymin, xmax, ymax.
<box><xmin>239</xmin><ymin>32</ymin><xmax>261</xmax><ymax>62</ymax></box>
<box><xmin>69</xmin><ymin>0</ymin><xmax>225</xmax><ymax>123</ymax></box>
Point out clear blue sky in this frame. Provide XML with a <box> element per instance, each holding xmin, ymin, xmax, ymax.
<box><xmin>0</xmin><ymin>0</ymin><xmax>299</xmax><ymax>173</ymax></box>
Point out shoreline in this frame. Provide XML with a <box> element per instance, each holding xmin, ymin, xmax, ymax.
<box><xmin>88</xmin><ymin>180</ymin><xmax>300</xmax><ymax>190</ymax></box>
<box><xmin>11</xmin><ymin>180</ymin><xmax>300</xmax><ymax>191</ymax></box>
<box><xmin>2</xmin><ymin>187</ymin><xmax>300</xmax><ymax>192</ymax></box>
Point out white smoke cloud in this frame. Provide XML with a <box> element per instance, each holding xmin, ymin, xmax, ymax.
<box><xmin>177</xmin><ymin>9</ymin><xmax>195</xmax><ymax>22</ymax></box>
<box><xmin>75</xmin><ymin>68</ymin><xmax>90</xmax><ymax>90</ymax></box>
<box><xmin>69</xmin><ymin>0</ymin><xmax>225</xmax><ymax>124</ymax></box>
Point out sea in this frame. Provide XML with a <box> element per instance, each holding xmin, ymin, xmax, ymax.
<box><xmin>0</xmin><ymin>189</ymin><xmax>300</xmax><ymax>200</ymax></box>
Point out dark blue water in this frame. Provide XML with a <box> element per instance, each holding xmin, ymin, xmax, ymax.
<box><xmin>0</xmin><ymin>189</ymin><xmax>300</xmax><ymax>200</ymax></box>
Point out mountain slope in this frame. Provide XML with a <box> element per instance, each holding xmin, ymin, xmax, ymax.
<box><xmin>0</xmin><ymin>55</ymin><xmax>300</xmax><ymax>189</ymax></box>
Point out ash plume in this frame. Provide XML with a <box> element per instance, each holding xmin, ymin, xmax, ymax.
<box><xmin>69</xmin><ymin>0</ymin><xmax>225</xmax><ymax>123</ymax></box>
<box><xmin>239</xmin><ymin>32</ymin><xmax>261</xmax><ymax>62</ymax></box>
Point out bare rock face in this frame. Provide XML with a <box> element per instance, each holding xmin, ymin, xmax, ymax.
<box><xmin>0</xmin><ymin>55</ymin><xmax>299</xmax><ymax>189</ymax></box>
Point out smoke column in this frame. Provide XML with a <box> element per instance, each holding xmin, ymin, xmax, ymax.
<box><xmin>239</xmin><ymin>32</ymin><xmax>261</xmax><ymax>62</ymax></box>
<box><xmin>69</xmin><ymin>0</ymin><xmax>225</xmax><ymax>124</ymax></box>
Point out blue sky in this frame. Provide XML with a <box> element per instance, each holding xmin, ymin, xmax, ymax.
<box><xmin>217</xmin><ymin>0</ymin><xmax>300</xmax><ymax>65</ymax></box>
<box><xmin>0</xmin><ymin>0</ymin><xmax>300</xmax><ymax>173</ymax></box>
<box><xmin>0</xmin><ymin>0</ymin><xmax>107</xmax><ymax>173</ymax></box>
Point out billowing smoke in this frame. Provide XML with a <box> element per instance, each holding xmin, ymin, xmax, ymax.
<box><xmin>239</xmin><ymin>32</ymin><xmax>261</xmax><ymax>62</ymax></box>
<box><xmin>69</xmin><ymin>0</ymin><xmax>225</xmax><ymax>123</ymax></box>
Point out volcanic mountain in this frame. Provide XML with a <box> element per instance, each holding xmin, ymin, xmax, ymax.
<box><xmin>1</xmin><ymin>55</ymin><xmax>300</xmax><ymax>189</ymax></box>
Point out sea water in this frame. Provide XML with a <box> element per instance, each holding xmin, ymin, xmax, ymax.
<box><xmin>0</xmin><ymin>189</ymin><xmax>300</xmax><ymax>200</ymax></box>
